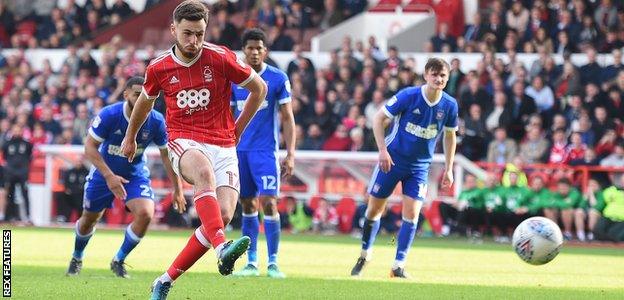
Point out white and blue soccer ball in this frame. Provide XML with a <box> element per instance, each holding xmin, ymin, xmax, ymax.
<box><xmin>512</xmin><ymin>217</ymin><xmax>563</xmax><ymax>265</ymax></box>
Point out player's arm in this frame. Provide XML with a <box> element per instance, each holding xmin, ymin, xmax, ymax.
<box><xmin>235</xmin><ymin>75</ymin><xmax>267</xmax><ymax>144</ymax></box>
<box><xmin>372</xmin><ymin>109</ymin><xmax>393</xmax><ymax>172</ymax></box>
<box><xmin>279</xmin><ymin>101</ymin><xmax>296</xmax><ymax>177</ymax></box>
<box><xmin>121</xmin><ymin>93</ymin><xmax>155</xmax><ymax>161</ymax></box>
<box><xmin>84</xmin><ymin>135</ymin><xmax>129</xmax><ymax>199</ymax></box>
<box><xmin>158</xmin><ymin>148</ymin><xmax>186</xmax><ymax>213</ymax></box>
<box><xmin>442</xmin><ymin>103</ymin><xmax>459</xmax><ymax>188</ymax></box>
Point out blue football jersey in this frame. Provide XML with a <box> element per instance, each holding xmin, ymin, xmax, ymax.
<box><xmin>382</xmin><ymin>85</ymin><xmax>458</xmax><ymax>168</ymax></box>
<box><xmin>87</xmin><ymin>101</ymin><xmax>168</xmax><ymax>178</ymax></box>
<box><xmin>231</xmin><ymin>63</ymin><xmax>291</xmax><ymax>151</ymax></box>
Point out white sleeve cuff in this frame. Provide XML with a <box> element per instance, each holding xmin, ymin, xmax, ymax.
<box><xmin>278</xmin><ymin>97</ymin><xmax>292</xmax><ymax>105</ymax></box>
<box><xmin>444</xmin><ymin>126</ymin><xmax>458</xmax><ymax>132</ymax></box>
<box><xmin>88</xmin><ymin>128</ymin><xmax>105</xmax><ymax>142</ymax></box>
<box><xmin>142</xmin><ymin>87</ymin><xmax>159</xmax><ymax>100</ymax></box>
<box><xmin>157</xmin><ymin>144</ymin><xmax>168</xmax><ymax>149</ymax></box>
<box><xmin>382</xmin><ymin>106</ymin><xmax>394</xmax><ymax>118</ymax></box>
<box><xmin>238</xmin><ymin>70</ymin><xmax>256</xmax><ymax>87</ymax></box>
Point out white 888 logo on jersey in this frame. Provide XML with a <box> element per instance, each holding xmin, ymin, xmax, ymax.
<box><xmin>176</xmin><ymin>89</ymin><xmax>211</xmax><ymax>108</ymax></box>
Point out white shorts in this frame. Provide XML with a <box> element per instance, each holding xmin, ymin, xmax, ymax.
<box><xmin>167</xmin><ymin>138</ymin><xmax>239</xmax><ymax>192</ymax></box>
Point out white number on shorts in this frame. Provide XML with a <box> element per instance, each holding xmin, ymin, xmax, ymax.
<box><xmin>140</xmin><ymin>184</ymin><xmax>152</xmax><ymax>197</ymax></box>
<box><xmin>417</xmin><ymin>183</ymin><xmax>428</xmax><ymax>199</ymax></box>
<box><xmin>261</xmin><ymin>175</ymin><xmax>277</xmax><ymax>190</ymax></box>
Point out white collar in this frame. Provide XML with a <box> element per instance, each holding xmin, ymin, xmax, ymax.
<box><xmin>169</xmin><ymin>45</ymin><xmax>202</xmax><ymax>67</ymax></box>
<box><xmin>257</xmin><ymin>63</ymin><xmax>267</xmax><ymax>76</ymax></box>
<box><xmin>421</xmin><ymin>85</ymin><xmax>442</xmax><ymax>107</ymax></box>
<box><xmin>123</xmin><ymin>101</ymin><xmax>131</xmax><ymax>122</ymax></box>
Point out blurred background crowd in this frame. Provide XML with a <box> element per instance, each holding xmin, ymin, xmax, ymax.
<box><xmin>0</xmin><ymin>0</ymin><xmax>623</xmax><ymax>242</ymax></box>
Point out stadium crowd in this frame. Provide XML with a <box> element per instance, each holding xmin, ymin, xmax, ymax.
<box><xmin>0</xmin><ymin>0</ymin><xmax>623</xmax><ymax>242</ymax></box>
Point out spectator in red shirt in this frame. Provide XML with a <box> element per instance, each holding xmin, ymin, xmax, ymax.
<box><xmin>549</xmin><ymin>129</ymin><xmax>568</xmax><ymax>164</ymax></box>
<box><xmin>565</xmin><ymin>132</ymin><xmax>587</xmax><ymax>162</ymax></box>
<box><xmin>595</xmin><ymin>129</ymin><xmax>618</xmax><ymax>159</ymax></box>
<box><xmin>322</xmin><ymin>124</ymin><xmax>352</xmax><ymax>151</ymax></box>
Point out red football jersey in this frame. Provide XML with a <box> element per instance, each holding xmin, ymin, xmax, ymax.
<box><xmin>143</xmin><ymin>42</ymin><xmax>254</xmax><ymax>146</ymax></box>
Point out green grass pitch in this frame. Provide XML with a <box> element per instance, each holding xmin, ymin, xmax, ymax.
<box><xmin>6</xmin><ymin>226</ymin><xmax>624</xmax><ymax>299</ymax></box>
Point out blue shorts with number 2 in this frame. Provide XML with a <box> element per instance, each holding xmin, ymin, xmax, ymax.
<box><xmin>83</xmin><ymin>174</ymin><xmax>154</xmax><ymax>212</ymax></box>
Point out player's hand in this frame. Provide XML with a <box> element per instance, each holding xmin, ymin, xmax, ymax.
<box><xmin>378</xmin><ymin>149</ymin><xmax>394</xmax><ymax>173</ymax></box>
<box><xmin>120</xmin><ymin>137</ymin><xmax>137</xmax><ymax>162</ymax></box>
<box><xmin>281</xmin><ymin>154</ymin><xmax>295</xmax><ymax>178</ymax></box>
<box><xmin>172</xmin><ymin>189</ymin><xmax>186</xmax><ymax>214</ymax></box>
<box><xmin>105</xmin><ymin>174</ymin><xmax>129</xmax><ymax>200</ymax></box>
<box><xmin>441</xmin><ymin>169</ymin><xmax>453</xmax><ymax>188</ymax></box>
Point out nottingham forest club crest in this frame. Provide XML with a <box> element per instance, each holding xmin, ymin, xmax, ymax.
<box><xmin>203</xmin><ymin>66</ymin><xmax>213</xmax><ymax>82</ymax></box>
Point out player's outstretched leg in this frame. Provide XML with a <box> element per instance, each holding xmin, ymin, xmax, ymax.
<box><xmin>67</xmin><ymin>211</ymin><xmax>101</xmax><ymax>276</ymax></box>
<box><xmin>234</xmin><ymin>211</ymin><xmax>260</xmax><ymax>277</ymax></box>
<box><xmin>193</xmin><ymin>189</ymin><xmax>250</xmax><ymax>275</ymax></box>
<box><xmin>151</xmin><ymin>228</ymin><xmax>211</xmax><ymax>299</ymax></box>
<box><xmin>111</xmin><ymin>199</ymin><xmax>154</xmax><ymax>278</ymax></box>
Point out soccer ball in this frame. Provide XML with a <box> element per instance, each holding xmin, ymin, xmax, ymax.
<box><xmin>512</xmin><ymin>217</ymin><xmax>563</xmax><ymax>265</ymax></box>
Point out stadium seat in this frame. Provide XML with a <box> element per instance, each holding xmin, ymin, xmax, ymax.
<box><xmin>336</xmin><ymin>197</ymin><xmax>356</xmax><ymax>233</ymax></box>
<box><xmin>308</xmin><ymin>195</ymin><xmax>322</xmax><ymax>211</ymax></box>
<box><xmin>140</xmin><ymin>28</ymin><xmax>161</xmax><ymax>45</ymax></box>
<box><xmin>390</xmin><ymin>202</ymin><xmax>402</xmax><ymax>216</ymax></box>
<box><xmin>277</xmin><ymin>196</ymin><xmax>293</xmax><ymax>215</ymax></box>
<box><xmin>403</xmin><ymin>1</ymin><xmax>432</xmax><ymax>13</ymax></box>
<box><xmin>369</xmin><ymin>0</ymin><xmax>402</xmax><ymax>12</ymax></box>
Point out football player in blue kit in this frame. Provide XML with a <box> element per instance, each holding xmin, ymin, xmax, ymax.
<box><xmin>350</xmin><ymin>58</ymin><xmax>458</xmax><ymax>278</ymax></box>
<box><xmin>231</xmin><ymin>28</ymin><xmax>296</xmax><ymax>278</ymax></box>
<box><xmin>66</xmin><ymin>77</ymin><xmax>186</xmax><ymax>278</ymax></box>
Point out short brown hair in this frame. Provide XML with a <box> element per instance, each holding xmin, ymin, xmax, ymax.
<box><xmin>173</xmin><ymin>0</ymin><xmax>209</xmax><ymax>23</ymax></box>
<box><xmin>424</xmin><ymin>58</ymin><xmax>450</xmax><ymax>73</ymax></box>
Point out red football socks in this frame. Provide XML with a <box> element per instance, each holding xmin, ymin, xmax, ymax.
<box><xmin>166</xmin><ymin>227</ymin><xmax>210</xmax><ymax>280</ymax></box>
<box><xmin>193</xmin><ymin>189</ymin><xmax>227</xmax><ymax>248</ymax></box>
